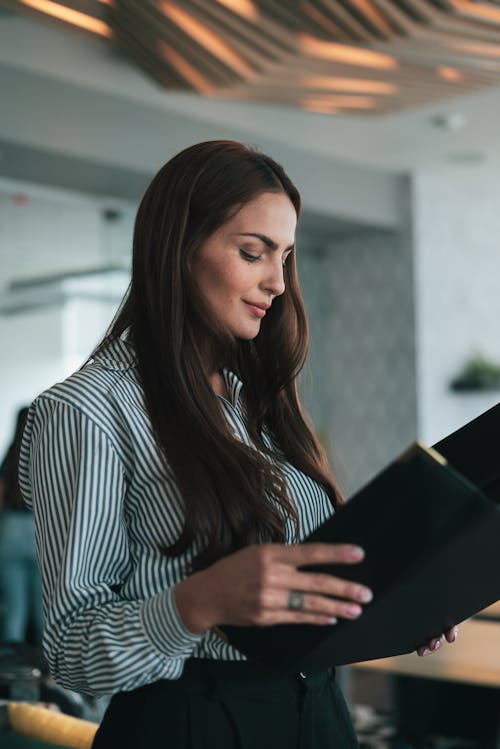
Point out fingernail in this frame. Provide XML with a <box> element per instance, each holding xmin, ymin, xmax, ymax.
<box><xmin>422</xmin><ymin>648</ymin><xmax>431</xmax><ymax>656</ymax></box>
<box><xmin>351</xmin><ymin>546</ymin><xmax>365</xmax><ymax>560</ymax></box>
<box><xmin>358</xmin><ymin>588</ymin><xmax>373</xmax><ymax>603</ymax></box>
<box><xmin>453</xmin><ymin>627</ymin><xmax>458</xmax><ymax>640</ymax></box>
<box><xmin>328</xmin><ymin>617</ymin><xmax>338</xmax><ymax>625</ymax></box>
<box><xmin>432</xmin><ymin>639</ymin><xmax>441</xmax><ymax>650</ymax></box>
<box><xmin>347</xmin><ymin>605</ymin><xmax>363</xmax><ymax>618</ymax></box>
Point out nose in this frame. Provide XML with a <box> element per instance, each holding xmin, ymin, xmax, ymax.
<box><xmin>261</xmin><ymin>257</ymin><xmax>286</xmax><ymax>298</ymax></box>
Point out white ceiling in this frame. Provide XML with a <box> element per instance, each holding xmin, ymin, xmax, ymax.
<box><xmin>1</xmin><ymin>13</ymin><xmax>500</xmax><ymax>175</ymax></box>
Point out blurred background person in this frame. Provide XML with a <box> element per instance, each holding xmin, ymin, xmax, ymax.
<box><xmin>0</xmin><ymin>406</ymin><xmax>43</xmax><ymax>644</ymax></box>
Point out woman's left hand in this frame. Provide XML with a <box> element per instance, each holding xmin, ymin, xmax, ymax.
<box><xmin>417</xmin><ymin>626</ymin><xmax>458</xmax><ymax>656</ymax></box>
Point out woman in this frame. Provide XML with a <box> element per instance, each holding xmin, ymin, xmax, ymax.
<box><xmin>18</xmin><ymin>141</ymin><xmax>455</xmax><ymax>748</ymax></box>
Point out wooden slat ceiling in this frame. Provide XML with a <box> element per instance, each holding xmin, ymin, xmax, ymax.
<box><xmin>4</xmin><ymin>0</ymin><xmax>500</xmax><ymax>115</ymax></box>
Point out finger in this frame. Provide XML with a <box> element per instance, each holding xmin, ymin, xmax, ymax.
<box><xmin>417</xmin><ymin>646</ymin><xmax>431</xmax><ymax>657</ymax></box>
<box><xmin>260</xmin><ymin>610</ymin><xmax>339</xmax><ymax>627</ymax></box>
<box><xmin>274</xmin><ymin>543</ymin><xmax>365</xmax><ymax>567</ymax></box>
<box><xmin>417</xmin><ymin>636</ymin><xmax>442</xmax><ymax>656</ymax></box>
<box><xmin>303</xmin><ymin>593</ymin><xmax>363</xmax><ymax>621</ymax></box>
<box><xmin>265</xmin><ymin>588</ymin><xmax>365</xmax><ymax>621</ymax></box>
<box><xmin>445</xmin><ymin>626</ymin><xmax>458</xmax><ymax>643</ymax></box>
<box><xmin>279</xmin><ymin>568</ymin><xmax>373</xmax><ymax>604</ymax></box>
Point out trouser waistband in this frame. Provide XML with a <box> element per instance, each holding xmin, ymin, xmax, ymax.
<box><xmin>179</xmin><ymin>657</ymin><xmax>335</xmax><ymax>696</ymax></box>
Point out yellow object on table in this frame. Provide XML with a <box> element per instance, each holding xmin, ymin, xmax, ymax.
<box><xmin>7</xmin><ymin>703</ymin><xmax>98</xmax><ymax>749</ymax></box>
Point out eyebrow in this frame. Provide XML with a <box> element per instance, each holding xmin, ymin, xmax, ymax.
<box><xmin>233</xmin><ymin>232</ymin><xmax>295</xmax><ymax>252</ymax></box>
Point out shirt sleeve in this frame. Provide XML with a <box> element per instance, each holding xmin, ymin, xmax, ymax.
<box><xmin>19</xmin><ymin>396</ymin><xmax>203</xmax><ymax>696</ymax></box>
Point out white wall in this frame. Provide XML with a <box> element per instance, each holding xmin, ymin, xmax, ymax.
<box><xmin>0</xmin><ymin>179</ymin><xmax>133</xmax><ymax>455</ymax></box>
<box><xmin>0</xmin><ymin>307</ymin><xmax>65</xmax><ymax>457</ymax></box>
<box><xmin>413</xmin><ymin>166</ymin><xmax>500</xmax><ymax>444</ymax></box>
<box><xmin>0</xmin><ymin>180</ymin><xmax>121</xmax><ymax>280</ymax></box>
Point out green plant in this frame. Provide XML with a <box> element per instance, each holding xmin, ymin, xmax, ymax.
<box><xmin>450</xmin><ymin>353</ymin><xmax>500</xmax><ymax>391</ymax></box>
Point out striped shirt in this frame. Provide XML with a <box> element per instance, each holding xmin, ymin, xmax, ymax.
<box><xmin>18</xmin><ymin>336</ymin><xmax>334</xmax><ymax>696</ymax></box>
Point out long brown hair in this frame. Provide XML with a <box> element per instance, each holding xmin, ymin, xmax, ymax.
<box><xmin>100</xmin><ymin>140</ymin><xmax>342</xmax><ymax>571</ymax></box>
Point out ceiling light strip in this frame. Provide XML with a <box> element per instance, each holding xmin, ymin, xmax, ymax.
<box><xmin>301</xmin><ymin>75</ymin><xmax>397</xmax><ymax>93</ymax></box>
<box><xmin>313</xmin><ymin>0</ymin><xmax>377</xmax><ymax>42</ymax></box>
<box><xmin>161</xmin><ymin>1</ymin><xmax>254</xmax><ymax>78</ymax></box>
<box><xmin>159</xmin><ymin>41</ymin><xmax>215</xmax><ymax>93</ymax></box>
<box><xmin>445</xmin><ymin>39</ymin><xmax>500</xmax><ymax>58</ymax></box>
<box><xmin>299</xmin><ymin>33</ymin><xmax>398</xmax><ymax>68</ymax></box>
<box><xmin>348</xmin><ymin>0</ymin><xmax>395</xmax><ymax>37</ymax></box>
<box><xmin>124</xmin><ymin>0</ymin><xmax>240</xmax><ymax>88</ymax></box>
<box><xmin>19</xmin><ymin>0</ymin><xmax>111</xmax><ymax>37</ymax></box>
<box><xmin>181</xmin><ymin>0</ymin><xmax>287</xmax><ymax>67</ymax></box>
<box><xmin>367</xmin><ymin>0</ymin><xmax>419</xmax><ymax>34</ymax></box>
<box><xmin>215</xmin><ymin>0</ymin><xmax>258</xmax><ymax>22</ymax></box>
<box><xmin>447</xmin><ymin>0</ymin><xmax>500</xmax><ymax>24</ymax></box>
<box><xmin>436</xmin><ymin>65</ymin><xmax>464</xmax><ymax>81</ymax></box>
<box><xmin>301</xmin><ymin>3</ymin><xmax>347</xmax><ymax>40</ymax></box>
<box><xmin>302</xmin><ymin>94</ymin><xmax>378</xmax><ymax>108</ymax></box>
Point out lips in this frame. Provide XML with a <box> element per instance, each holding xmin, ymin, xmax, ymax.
<box><xmin>244</xmin><ymin>301</ymin><xmax>270</xmax><ymax>318</ymax></box>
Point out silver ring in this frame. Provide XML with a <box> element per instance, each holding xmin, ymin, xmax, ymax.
<box><xmin>287</xmin><ymin>590</ymin><xmax>304</xmax><ymax>611</ymax></box>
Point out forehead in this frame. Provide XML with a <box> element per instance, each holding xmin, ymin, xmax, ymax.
<box><xmin>224</xmin><ymin>192</ymin><xmax>297</xmax><ymax>245</ymax></box>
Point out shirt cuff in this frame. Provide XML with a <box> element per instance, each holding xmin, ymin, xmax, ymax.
<box><xmin>140</xmin><ymin>586</ymin><xmax>204</xmax><ymax>658</ymax></box>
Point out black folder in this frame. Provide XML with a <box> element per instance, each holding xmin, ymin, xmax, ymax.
<box><xmin>434</xmin><ymin>403</ymin><xmax>500</xmax><ymax>503</ymax></box>
<box><xmin>220</xmin><ymin>404</ymin><xmax>500</xmax><ymax>671</ymax></box>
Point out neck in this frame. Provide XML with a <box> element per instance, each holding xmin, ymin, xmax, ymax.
<box><xmin>210</xmin><ymin>371</ymin><xmax>229</xmax><ymax>398</ymax></box>
<box><xmin>195</xmin><ymin>328</ymin><xmax>235</xmax><ymax>380</ymax></box>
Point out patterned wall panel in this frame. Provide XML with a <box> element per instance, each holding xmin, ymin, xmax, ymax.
<box><xmin>298</xmin><ymin>221</ymin><xmax>418</xmax><ymax>497</ymax></box>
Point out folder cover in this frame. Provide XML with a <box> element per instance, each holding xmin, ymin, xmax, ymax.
<box><xmin>434</xmin><ymin>403</ymin><xmax>500</xmax><ymax>502</ymax></box>
<box><xmin>220</xmin><ymin>406</ymin><xmax>500</xmax><ymax>671</ymax></box>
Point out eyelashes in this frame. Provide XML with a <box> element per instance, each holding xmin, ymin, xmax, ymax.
<box><xmin>239</xmin><ymin>249</ymin><xmax>260</xmax><ymax>263</ymax></box>
<box><xmin>239</xmin><ymin>249</ymin><xmax>292</xmax><ymax>266</ymax></box>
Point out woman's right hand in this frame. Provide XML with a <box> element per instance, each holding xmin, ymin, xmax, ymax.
<box><xmin>174</xmin><ymin>543</ymin><xmax>373</xmax><ymax>635</ymax></box>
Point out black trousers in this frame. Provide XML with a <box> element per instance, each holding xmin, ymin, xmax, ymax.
<box><xmin>92</xmin><ymin>658</ymin><xmax>359</xmax><ymax>749</ymax></box>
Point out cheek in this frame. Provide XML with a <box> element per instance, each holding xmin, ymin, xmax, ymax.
<box><xmin>199</xmin><ymin>260</ymin><xmax>249</xmax><ymax>303</ymax></box>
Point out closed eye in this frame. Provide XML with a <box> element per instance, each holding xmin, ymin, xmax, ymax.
<box><xmin>239</xmin><ymin>249</ymin><xmax>261</xmax><ymax>263</ymax></box>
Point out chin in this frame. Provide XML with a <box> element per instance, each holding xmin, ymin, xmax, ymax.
<box><xmin>236</xmin><ymin>333</ymin><xmax>260</xmax><ymax>341</ymax></box>
<box><xmin>234</xmin><ymin>324</ymin><xmax>261</xmax><ymax>341</ymax></box>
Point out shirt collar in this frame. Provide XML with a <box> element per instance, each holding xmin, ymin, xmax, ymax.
<box><xmin>221</xmin><ymin>367</ymin><xmax>243</xmax><ymax>409</ymax></box>
<box><xmin>91</xmin><ymin>333</ymin><xmax>137</xmax><ymax>371</ymax></box>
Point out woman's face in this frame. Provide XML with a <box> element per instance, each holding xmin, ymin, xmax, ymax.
<box><xmin>192</xmin><ymin>191</ymin><xmax>297</xmax><ymax>341</ymax></box>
